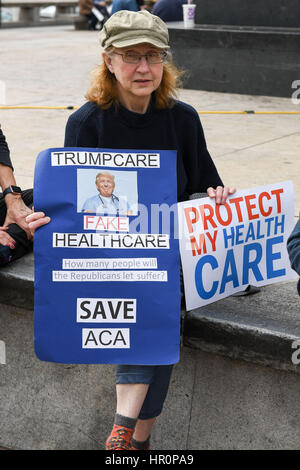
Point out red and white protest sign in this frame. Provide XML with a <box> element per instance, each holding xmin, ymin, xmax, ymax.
<box><xmin>178</xmin><ymin>181</ymin><xmax>296</xmax><ymax>310</ymax></box>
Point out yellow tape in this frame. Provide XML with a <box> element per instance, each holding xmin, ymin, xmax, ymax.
<box><xmin>197</xmin><ymin>111</ymin><xmax>300</xmax><ymax>115</ymax></box>
<box><xmin>0</xmin><ymin>106</ymin><xmax>78</xmax><ymax>110</ymax></box>
<box><xmin>0</xmin><ymin>106</ymin><xmax>300</xmax><ymax>114</ymax></box>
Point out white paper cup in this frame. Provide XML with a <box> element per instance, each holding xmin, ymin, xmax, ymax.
<box><xmin>182</xmin><ymin>4</ymin><xmax>196</xmax><ymax>28</ymax></box>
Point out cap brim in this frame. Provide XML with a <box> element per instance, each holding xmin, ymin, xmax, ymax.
<box><xmin>110</xmin><ymin>35</ymin><xmax>170</xmax><ymax>50</ymax></box>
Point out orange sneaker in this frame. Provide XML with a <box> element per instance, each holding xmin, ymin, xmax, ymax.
<box><xmin>105</xmin><ymin>424</ymin><xmax>134</xmax><ymax>450</ymax></box>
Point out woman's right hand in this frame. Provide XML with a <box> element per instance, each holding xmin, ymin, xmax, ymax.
<box><xmin>25</xmin><ymin>212</ymin><xmax>51</xmax><ymax>237</ymax></box>
<box><xmin>0</xmin><ymin>227</ymin><xmax>16</xmax><ymax>249</ymax></box>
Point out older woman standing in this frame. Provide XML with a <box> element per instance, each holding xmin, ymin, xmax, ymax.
<box><xmin>27</xmin><ymin>10</ymin><xmax>235</xmax><ymax>450</ymax></box>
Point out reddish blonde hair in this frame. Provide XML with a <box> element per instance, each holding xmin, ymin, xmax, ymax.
<box><xmin>86</xmin><ymin>52</ymin><xmax>184</xmax><ymax>110</ymax></box>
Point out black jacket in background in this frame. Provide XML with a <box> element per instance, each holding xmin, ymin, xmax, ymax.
<box><xmin>0</xmin><ymin>127</ymin><xmax>13</xmax><ymax>169</ymax></box>
<box><xmin>287</xmin><ymin>214</ymin><xmax>300</xmax><ymax>295</ymax></box>
<box><xmin>152</xmin><ymin>0</ymin><xmax>186</xmax><ymax>22</ymax></box>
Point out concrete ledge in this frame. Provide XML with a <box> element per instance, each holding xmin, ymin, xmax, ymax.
<box><xmin>1</xmin><ymin>0</ymin><xmax>77</xmax><ymax>27</ymax></box>
<box><xmin>0</xmin><ymin>253</ymin><xmax>33</xmax><ymax>310</ymax></box>
<box><xmin>183</xmin><ymin>280</ymin><xmax>300</xmax><ymax>374</ymax></box>
<box><xmin>167</xmin><ymin>22</ymin><xmax>300</xmax><ymax>97</ymax></box>
<box><xmin>194</xmin><ymin>0</ymin><xmax>300</xmax><ymax>28</ymax></box>
<box><xmin>1</xmin><ymin>252</ymin><xmax>299</xmax><ymax>375</ymax></box>
<box><xmin>1</xmin><ymin>17</ymin><xmax>77</xmax><ymax>28</ymax></box>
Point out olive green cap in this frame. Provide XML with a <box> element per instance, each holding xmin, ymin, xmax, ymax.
<box><xmin>100</xmin><ymin>10</ymin><xmax>170</xmax><ymax>50</ymax></box>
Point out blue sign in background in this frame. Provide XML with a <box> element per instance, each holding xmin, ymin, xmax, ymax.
<box><xmin>33</xmin><ymin>148</ymin><xmax>180</xmax><ymax>364</ymax></box>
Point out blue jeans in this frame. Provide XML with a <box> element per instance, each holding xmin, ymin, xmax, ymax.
<box><xmin>111</xmin><ymin>0</ymin><xmax>139</xmax><ymax>15</ymax></box>
<box><xmin>116</xmin><ymin>364</ymin><xmax>174</xmax><ymax>419</ymax></box>
<box><xmin>115</xmin><ymin>269</ymin><xmax>184</xmax><ymax>420</ymax></box>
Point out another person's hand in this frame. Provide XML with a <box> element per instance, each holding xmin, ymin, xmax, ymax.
<box><xmin>4</xmin><ymin>196</ymin><xmax>33</xmax><ymax>240</ymax></box>
<box><xmin>26</xmin><ymin>212</ymin><xmax>51</xmax><ymax>237</ymax></box>
<box><xmin>0</xmin><ymin>227</ymin><xmax>16</xmax><ymax>249</ymax></box>
<box><xmin>207</xmin><ymin>186</ymin><xmax>236</xmax><ymax>205</ymax></box>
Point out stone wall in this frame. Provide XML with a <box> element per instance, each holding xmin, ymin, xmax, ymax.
<box><xmin>194</xmin><ymin>0</ymin><xmax>300</xmax><ymax>28</ymax></box>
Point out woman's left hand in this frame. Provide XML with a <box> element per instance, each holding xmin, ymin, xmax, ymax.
<box><xmin>25</xmin><ymin>211</ymin><xmax>51</xmax><ymax>237</ymax></box>
<box><xmin>207</xmin><ymin>186</ymin><xmax>236</xmax><ymax>205</ymax></box>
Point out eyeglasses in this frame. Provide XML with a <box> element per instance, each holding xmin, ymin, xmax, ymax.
<box><xmin>113</xmin><ymin>51</ymin><xmax>168</xmax><ymax>64</ymax></box>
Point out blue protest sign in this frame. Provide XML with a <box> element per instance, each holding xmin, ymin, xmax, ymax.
<box><xmin>33</xmin><ymin>148</ymin><xmax>180</xmax><ymax>364</ymax></box>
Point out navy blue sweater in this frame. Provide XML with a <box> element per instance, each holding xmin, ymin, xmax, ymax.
<box><xmin>0</xmin><ymin>127</ymin><xmax>13</xmax><ymax>169</ymax></box>
<box><xmin>64</xmin><ymin>100</ymin><xmax>223</xmax><ymax>202</ymax></box>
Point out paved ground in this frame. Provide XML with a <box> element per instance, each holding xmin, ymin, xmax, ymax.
<box><xmin>0</xmin><ymin>25</ymin><xmax>299</xmax><ymax>219</ymax></box>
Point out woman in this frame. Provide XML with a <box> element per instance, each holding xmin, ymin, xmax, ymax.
<box><xmin>27</xmin><ymin>10</ymin><xmax>235</xmax><ymax>450</ymax></box>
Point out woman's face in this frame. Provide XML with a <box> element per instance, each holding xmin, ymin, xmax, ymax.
<box><xmin>104</xmin><ymin>43</ymin><xmax>165</xmax><ymax>109</ymax></box>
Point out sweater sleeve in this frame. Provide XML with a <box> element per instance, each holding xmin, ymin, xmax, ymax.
<box><xmin>64</xmin><ymin>102</ymin><xmax>100</xmax><ymax>148</ymax></box>
<box><xmin>287</xmin><ymin>215</ymin><xmax>300</xmax><ymax>276</ymax></box>
<box><xmin>178</xmin><ymin>103</ymin><xmax>223</xmax><ymax>195</ymax></box>
<box><xmin>0</xmin><ymin>126</ymin><xmax>13</xmax><ymax>169</ymax></box>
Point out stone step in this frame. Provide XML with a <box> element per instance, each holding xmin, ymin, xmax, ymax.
<box><xmin>0</xmin><ymin>252</ymin><xmax>299</xmax><ymax>374</ymax></box>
